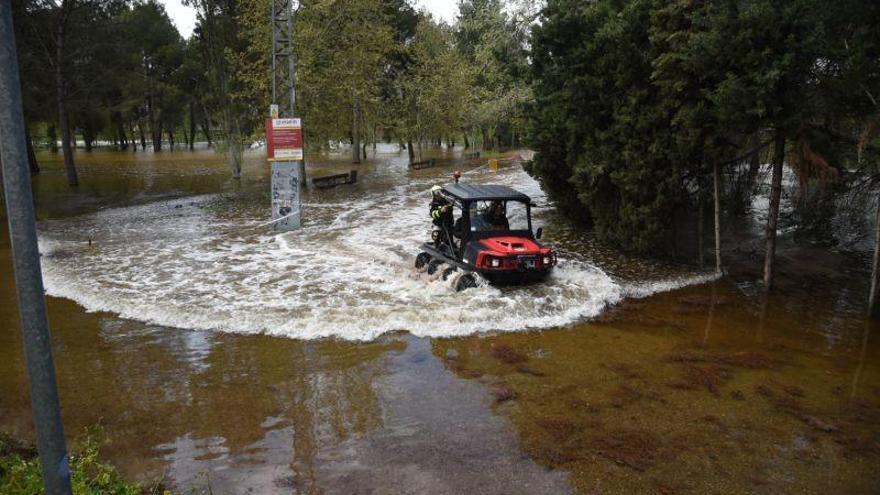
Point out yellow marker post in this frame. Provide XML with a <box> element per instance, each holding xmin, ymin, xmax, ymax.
<box><xmin>488</xmin><ymin>158</ymin><xmax>499</xmax><ymax>172</ymax></box>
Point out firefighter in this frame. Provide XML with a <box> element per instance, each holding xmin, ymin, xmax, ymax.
<box><xmin>429</xmin><ymin>185</ymin><xmax>454</xmax><ymax>246</ymax></box>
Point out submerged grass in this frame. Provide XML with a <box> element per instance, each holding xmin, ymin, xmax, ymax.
<box><xmin>0</xmin><ymin>429</ymin><xmax>167</xmax><ymax>495</ymax></box>
<box><xmin>591</xmin><ymin>429</ymin><xmax>663</xmax><ymax>472</ymax></box>
<box><xmin>432</xmin><ymin>282</ymin><xmax>880</xmax><ymax>493</ymax></box>
<box><xmin>491</xmin><ymin>345</ymin><xmax>528</xmax><ymax>365</ymax></box>
<box><xmin>670</xmin><ymin>349</ymin><xmax>782</xmax><ymax>369</ymax></box>
<box><xmin>667</xmin><ymin>363</ymin><xmax>732</xmax><ymax>396</ymax></box>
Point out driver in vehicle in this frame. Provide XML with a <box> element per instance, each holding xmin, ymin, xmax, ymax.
<box><xmin>482</xmin><ymin>200</ymin><xmax>509</xmax><ymax>230</ymax></box>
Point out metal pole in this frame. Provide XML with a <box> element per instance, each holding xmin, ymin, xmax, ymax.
<box><xmin>286</xmin><ymin>0</ymin><xmax>295</xmax><ymax>116</ymax></box>
<box><xmin>0</xmin><ymin>2</ymin><xmax>72</xmax><ymax>494</ymax></box>
<box><xmin>270</xmin><ymin>0</ymin><xmax>276</xmax><ymax>104</ymax></box>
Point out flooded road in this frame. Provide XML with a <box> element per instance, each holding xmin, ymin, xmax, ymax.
<box><xmin>1</xmin><ymin>147</ymin><xmax>878</xmax><ymax>493</ymax></box>
<box><xmin>32</xmin><ymin>147</ymin><xmax>708</xmax><ymax>340</ymax></box>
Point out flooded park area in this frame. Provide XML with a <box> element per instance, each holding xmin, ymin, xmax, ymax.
<box><xmin>1</xmin><ymin>147</ymin><xmax>879</xmax><ymax>494</ymax></box>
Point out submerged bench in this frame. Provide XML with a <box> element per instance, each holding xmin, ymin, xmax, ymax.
<box><xmin>409</xmin><ymin>159</ymin><xmax>437</xmax><ymax>170</ymax></box>
<box><xmin>312</xmin><ymin>170</ymin><xmax>357</xmax><ymax>189</ymax></box>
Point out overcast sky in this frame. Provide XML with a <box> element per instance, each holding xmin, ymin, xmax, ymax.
<box><xmin>160</xmin><ymin>0</ymin><xmax>459</xmax><ymax>39</ymax></box>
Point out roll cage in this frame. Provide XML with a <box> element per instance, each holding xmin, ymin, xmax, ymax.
<box><xmin>436</xmin><ymin>184</ymin><xmax>535</xmax><ymax>259</ymax></box>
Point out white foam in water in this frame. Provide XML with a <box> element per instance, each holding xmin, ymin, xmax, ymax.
<box><xmin>621</xmin><ymin>273</ymin><xmax>723</xmax><ymax>299</ymax></box>
<box><xmin>38</xmin><ymin>166</ymin><xmax>713</xmax><ymax>341</ymax></box>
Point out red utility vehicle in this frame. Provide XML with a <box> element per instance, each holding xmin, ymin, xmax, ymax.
<box><xmin>415</xmin><ymin>184</ymin><xmax>556</xmax><ymax>291</ymax></box>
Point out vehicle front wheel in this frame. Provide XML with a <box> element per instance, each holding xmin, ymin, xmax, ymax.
<box><xmin>427</xmin><ymin>259</ymin><xmax>444</xmax><ymax>275</ymax></box>
<box><xmin>442</xmin><ymin>266</ymin><xmax>457</xmax><ymax>281</ymax></box>
<box><xmin>415</xmin><ymin>252</ymin><xmax>431</xmax><ymax>269</ymax></box>
<box><xmin>454</xmin><ymin>273</ymin><xmax>477</xmax><ymax>292</ymax></box>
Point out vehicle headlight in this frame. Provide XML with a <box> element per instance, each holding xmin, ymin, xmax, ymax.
<box><xmin>543</xmin><ymin>256</ymin><xmax>551</xmax><ymax>266</ymax></box>
<box><xmin>491</xmin><ymin>258</ymin><xmax>501</xmax><ymax>268</ymax></box>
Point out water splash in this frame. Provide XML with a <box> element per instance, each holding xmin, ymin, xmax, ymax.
<box><xmin>38</xmin><ymin>165</ymin><xmax>714</xmax><ymax>341</ymax></box>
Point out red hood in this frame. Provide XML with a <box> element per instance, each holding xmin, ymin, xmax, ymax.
<box><xmin>481</xmin><ymin>236</ymin><xmax>547</xmax><ymax>255</ymax></box>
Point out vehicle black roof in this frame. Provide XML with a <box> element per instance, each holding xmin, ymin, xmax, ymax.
<box><xmin>442</xmin><ymin>184</ymin><xmax>531</xmax><ymax>202</ymax></box>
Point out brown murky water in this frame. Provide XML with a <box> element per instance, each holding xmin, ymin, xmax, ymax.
<box><xmin>0</xmin><ymin>147</ymin><xmax>878</xmax><ymax>494</ymax></box>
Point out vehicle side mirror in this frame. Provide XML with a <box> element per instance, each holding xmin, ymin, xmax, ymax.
<box><xmin>536</xmin><ymin>227</ymin><xmax>543</xmax><ymax>239</ymax></box>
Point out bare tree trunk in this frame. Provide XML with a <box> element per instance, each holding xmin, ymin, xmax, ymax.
<box><xmin>201</xmin><ymin>118</ymin><xmax>212</xmax><ymax>147</ymax></box>
<box><xmin>188</xmin><ymin>102</ymin><xmax>196</xmax><ymax>150</ymax></box>
<box><xmin>83</xmin><ymin>126</ymin><xmax>93</xmax><ymax>151</ymax></box>
<box><xmin>407</xmin><ymin>139</ymin><xmax>415</xmax><ymax>163</ymax></box>
<box><xmin>151</xmin><ymin>120</ymin><xmax>162</xmax><ymax>151</ymax></box>
<box><xmin>117</xmin><ymin>120</ymin><xmax>128</xmax><ymax>150</ymax></box>
<box><xmin>463</xmin><ymin>132</ymin><xmax>470</xmax><ymax>149</ymax></box>
<box><xmin>47</xmin><ymin>123</ymin><xmax>58</xmax><ymax>152</ymax></box>
<box><xmin>352</xmin><ymin>98</ymin><xmax>361</xmax><ymax>164</ymax></box>
<box><xmin>481</xmin><ymin>127</ymin><xmax>489</xmax><ymax>150</ymax></box>
<box><xmin>217</xmin><ymin>73</ymin><xmax>240</xmax><ymax>177</ymax></box>
<box><xmin>138</xmin><ymin>122</ymin><xmax>146</xmax><ymax>150</ymax></box>
<box><xmin>168</xmin><ymin>129</ymin><xmax>175</xmax><ymax>149</ymax></box>
<box><xmin>748</xmin><ymin>131</ymin><xmax>760</xmax><ymax>187</ymax></box>
<box><xmin>671</xmin><ymin>213</ymin><xmax>678</xmax><ymax>259</ymax></box>
<box><xmin>226</xmin><ymin>145</ymin><xmax>242</xmax><ymax>178</ymax></box>
<box><xmin>25</xmin><ymin>126</ymin><xmax>39</xmax><ymax>174</ymax></box>
<box><xmin>763</xmin><ymin>132</ymin><xmax>785</xmax><ymax>289</ymax></box>
<box><xmin>223</xmin><ymin>110</ymin><xmax>242</xmax><ymax>178</ymax></box>
<box><xmin>713</xmin><ymin>161</ymin><xmax>722</xmax><ymax>275</ymax></box>
<box><xmin>55</xmin><ymin>22</ymin><xmax>77</xmax><ymax>186</ymax></box>
<box><xmin>698</xmin><ymin>192</ymin><xmax>704</xmax><ymax>269</ymax></box>
<box><xmin>128</xmin><ymin>122</ymin><xmax>137</xmax><ymax>151</ymax></box>
<box><xmin>869</xmin><ymin>194</ymin><xmax>880</xmax><ymax>316</ymax></box>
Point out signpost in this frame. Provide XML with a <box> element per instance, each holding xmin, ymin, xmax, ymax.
<box><xmin>269</xmin><ymin>0</ymin><xmax>303</xmax><ymax>232</ymax></box>
<box><xmin>266</xmin><ymin>118</ymin><xmax>303</xmax><ymax>161</ymax></box>
<box><xmin>266</xmin><ymin>118</ymin><xmax>303</xmax><ymax>231</ymax></box>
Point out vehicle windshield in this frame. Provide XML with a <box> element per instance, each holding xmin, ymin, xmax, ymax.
<box><xmin>468</xmin><ymin>200</ymin><xmax>529</xmax><ymax>233</ymax></box>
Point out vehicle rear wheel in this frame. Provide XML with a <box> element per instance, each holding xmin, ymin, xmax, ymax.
<box><xmin>442</xmin><ymin>266</ymin><xmax>457</xmax><ymax>281</ymax></box>
<box><xmin>427</xmin><ymin>259</ymin><xmax>444</xmax><ymax>275</ymax></box>
<box><xmin>454</xmin><ymin>273</ymin><xmax>477</xmax><ymax>292</ymax></box>
<box><xmin>415</xmin><ymin>252</ymin><xmax>431</xmax><ymax>269</ymax></box>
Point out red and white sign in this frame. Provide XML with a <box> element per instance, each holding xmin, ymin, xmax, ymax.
<box><xmin>266</xmin><ymin>118</ymin><xmax>303</xmax><ymax>161</ymax></box>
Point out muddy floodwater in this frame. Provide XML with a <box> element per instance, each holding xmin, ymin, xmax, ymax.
<box><xmin>1</xmin><ymin>146</ymin><xmax>879</xmax><ymax>494</ymax></box>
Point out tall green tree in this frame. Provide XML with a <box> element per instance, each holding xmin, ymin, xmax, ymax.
<box><xmin>395</xmin><ymin>15</ymin><xmax>474</xmax><ymax>160</ymax></box>
<box><xmin>15</xmin><ymin>0</ymin><xmax>121</xmax><ymax>186</ymax></box>
<box><xmin>456</xmin><ymin>0</ymin><xmax>531</xmax><ymax>150</ymax></box>
<box><xmin>120</xmin><ymin>1</ymin><xmax>183</xmax><ymax>151</ymax></box>
<box><xmin>235</xmin><ymin>0</ymin><xmax>393</xmax><ymax>163</ymax></box>
<box><xmin>187</xmin><ymin>0</ymin><xmax>249</xmax><ymax>177</ymax></box>
<box><xmin>528</xmin><ymin>0</ymin><xmax>689</xmax><ymax>251</ymax></box>
<box><xmin>527</xmin><ymin>0</ymin><xmax>867</xmax><ymax>272</ymax></box>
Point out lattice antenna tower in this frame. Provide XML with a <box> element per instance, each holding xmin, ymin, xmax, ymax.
<box><xmin>271</xmin><ymin>0</ymin><xmax>297</xmax><ymax>117</ymax></box>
